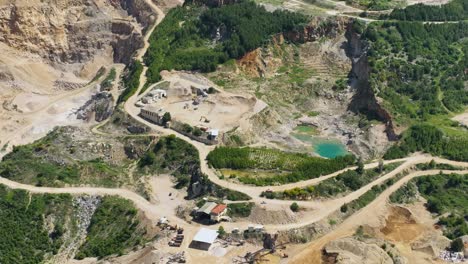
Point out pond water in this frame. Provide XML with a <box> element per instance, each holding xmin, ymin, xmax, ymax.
<box><xmin>292</xmin><ymin>132</ymin><xmax>348</xmax><ymax>159</ymax></box>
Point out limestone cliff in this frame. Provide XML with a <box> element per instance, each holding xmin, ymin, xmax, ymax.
<box><xmin>345</xmin><ymin>20</ymin><xmax>398</xmax><ymax>141</ymax></box>
<box><xmin>0</xmin><ymin>0</ymin><xmax>155</xmax><ymax>66</ymax></box>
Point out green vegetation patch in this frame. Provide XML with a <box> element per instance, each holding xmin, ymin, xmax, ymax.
<box><xmin>227</xmin><ymin>202</ymin><xmax>255</xmax><ymax>217</ymax></box>
<box><xmin>340</xmin><ymin>175</ymin><xmax>401</xmax><ymax>214</ymax></box>
<box><xmin>264</xmin><ymin>162</ymin><xmax>400</xmax><ymax>200</ymax></box>
<box><xmin>139</xmin><ymin>135</ymin><xmax>200</xmax><ymax>189</ymax></box>
<box><xmin>363</xmin><ymin>21</ymin><xmax>468</xmax><ymax>124</ymax></box>
<box><xmin>144</xmin><ymin>1</ymin><xmax>307</xmax><ymax>85</ymax></box>
<box><xmin>391</xmin><ymin>173</ymin><xmax>468</xmax><ymax>239</ymax></box>
<box><xmin>118</xmin><ymin>60</ymin><xmax>143</xmax><ymax>103</ymax></box>
<box><xmin>100</xmin><ymin>68</ymin><xmax>117</xmax><ymax>91</ymax></box>
<box><xmin>208</xmin><ymin>147</ymin><xmax>355</xmax><ymax>186</ymax></box>
<box><xmin>388</xmin><ymin>0</ymin><xmax>468</xmax><ymax>21</ymax></box>
<box><xmin>0</xmin><ymin>185</ymin><xmax>75</xmax><ymax>264</ymax></box>
<box><xmin>384</xmin><ymin>124</ymin><xmax>468</xmax><ymax>161</ymax></box>
<box><xmin>76</xmin><ymin>196</ymin><xmax>146</xmax><ymax>259</ymax></box>
<box><xmin>0</xmin><ymin>128</ymin><xmax>138</xmax><ymax>187</ymax></box>
<box><xmin>346</xmin><ymin>0</ymin><xmax>404</xmax><ymax>11</ymax></box>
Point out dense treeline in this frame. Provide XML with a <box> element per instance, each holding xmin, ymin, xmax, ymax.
<box><xmin>199</xmin><ymin>1</ymin><xmax>306</xmax><ymax>57</ymax></box>
<box><xmin>208</xmin><ymin>147</ymin><xmax>355</xmax><ymax>185</ymax></box>
<box><xmin>264</xmin><ymin>163</ymin><xmax>400</xmax><ymax>200</ymax></box>
<box><xmin>0</xmin><ymin>186</ymin><xmax>74</xmax><ymax>264</ymax></box>
<box><xmin>340</xmin><ymin>176</ymin><xmax>400</xmax><ymax>214</ymax></box>
<box><xmin>384</xmin><ymin>124</ymin><xmax>468</xmax><ymax>161</ymax></box>
<box><xmin>76</xmin><ymin>196</ymin><xmax>145</xmax><ymax>259</ymax></box>
<box><xmin>388</xmin><ymin>0</ymin><xmax>468</xmax><ymax>21</ymax></box>
<box><xmin>363</xmin><ymin>22</ymin><xmax>468</xmax><ymax>123</ymax></box>
<box><xmin>144</xmin><ymin>1</ymin><xmax>307</xmax><ymax>85</ymax></box>
<box><xmin>118</xmin><ymin>60</ymin><xmax>143</xmax><ymax>103</ymax></box>
<box><xmin>391</xmin><ymin>173</ymin><xmax>468</xmax><ymax>239</ymax></box>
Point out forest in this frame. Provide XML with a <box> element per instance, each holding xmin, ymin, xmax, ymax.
<box><xmin>207</xmin><ymin>147</ymin><xmax>355</xmax><ymax>185</ymax></box>
<box><xmin>144</xmin><ymin>1</ymin><xmax>307</xmax><ymax>86</ymax></box>
<box><xmin>388</xmin><ymin>0</ymin><xmax>468</xmax><ymax>21</ymax></box>
<box><xmin>76</xmin><ymin>196</ymin><xmax>146</xmax><ymax>259</ymax></box>
<box><xmin>363</xmin><ymin>21</ymin><xmax>468</xmax><ymax>124</ymax></box>
<box><xmin>0</xmin><ymin>186</ymin><xmax>73</xmax><ymax>264</ymax></box>
<box><xmin>384</xmin><ymin>124</ymin><xmax>468</xmax><ymax>161</ymax></box>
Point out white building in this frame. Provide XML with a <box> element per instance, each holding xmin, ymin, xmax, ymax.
<box><xmin>140</xmin><ymin>106</ymin><xmax>165</xmax><ymax>124</ymax></box>
<box><xmin>190</xmin><ymin>228</ymin><xmax>219</xmax><ymax>251</ymax></box>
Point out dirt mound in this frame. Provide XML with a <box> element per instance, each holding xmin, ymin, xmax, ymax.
<box><xmin>248</xmin><ymin>205</ymin><xmax>297</xmax><ymax>225</ymax></box>
<box><xmin>380</xmin><ymin>206</ymin><xmax>425</xmax><ymax>243</ymax></box>
<box><xmin>323</xmin><ymin>237</ymin><xmax>393</xmax><ymax>264</ymax></box>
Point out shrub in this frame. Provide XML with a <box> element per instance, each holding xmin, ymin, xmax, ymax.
<box><xmin>290</xmin><ymin>202</ymin><xmax>299</xmax><ymax>212</ymax></box>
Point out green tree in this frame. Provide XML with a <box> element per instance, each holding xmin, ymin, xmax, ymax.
<box><xmin>162</xmin><ymin>112</ymin><xmax>172</xmax><ymax>125</ymax></box>
<box><xmin>450</xmin><ymin>238</ymin><xmax>464</xmax><ymax>252</ymax></box>
<box><xmin>290</xmin><ymin>202</ymin><xmax>300</xmax><ymax>212</ymax></box>
<box><xmin>378</xmin><ymin>159</ymin><xmax>384</xmax><ymax>173</ymax></box>
<box><xmin>356</xmin><ymin>157</ymin><xmax>365</xmax><ymax>175</ymax></box>
<box><xmin>192</xmin><ymin>127</ymin><xmax>202</xmax><ymax>137</ymax></box>
<box><xmin>218</xmin><ymin>226</ymin><xmax>226</xmax><ymax>238</ymax></box>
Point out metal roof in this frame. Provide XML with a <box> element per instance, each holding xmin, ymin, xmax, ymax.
<box><xmin>197</xmin><ymin>202</ymin><xmax>217</xmax><ymax>215</ymax></box>
<box><xmin>192</xmin><ymin>228</ymin><xmax>219</xmax><ymax>244</ymax></box>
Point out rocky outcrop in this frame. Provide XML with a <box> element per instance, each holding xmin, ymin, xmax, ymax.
<box><xmin>186</xmin><ymin>0</ymin><xmax>241</xmax><ymax>7</ymax></box>
<box><xmin>281</xmin><ymin>17</ymin><xmax>350</xmax><ymax>43</ymax></box>
<box><xmin>0</xmin><ymin>0</ymin><xmax>152</xmax><ymax>65</ymax></box>
<box><xmin>345</xmin><ymin>20</ymin><xmax>398</xmax><ymax>141</ymax></box>
<box><xmin>76</xmin><ymin>91</ymin><xmax>114</xmax><ymax>122</ymax></box>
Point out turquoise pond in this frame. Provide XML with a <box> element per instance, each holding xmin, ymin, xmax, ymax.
<box><xmin>292</xmin><ymin>133</ymin><xmax>349</xmax><ymax>159</ymax></box>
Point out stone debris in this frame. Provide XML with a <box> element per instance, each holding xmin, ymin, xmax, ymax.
<box><xmin>439</xmin><ymin>250</ymin><xmax>466</xmax><ymax>263</ymax></box>
<box><xmin>76</xmin><ymin>91</ymin><xmax>114</xmax><ymax>122</ymax></box>
<box><xmin>166</xmin><ymin>251</ymin><xmax>186</xmax><ymax>263</ymax></box>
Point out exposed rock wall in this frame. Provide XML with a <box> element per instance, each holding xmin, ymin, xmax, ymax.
<box><xmin>345</xmin><ymin>20</ymin><xmax>398</xmax><ymax>141</ymax></box>
<box><xmin>0</xmin><ymin>0</ymin><xmax>152</xmax><ymax>65</ymax></box>
<box><xmin>281</xmin><ymin>17</ymin><xmax>349</xmax><ymax>43</ymax></box>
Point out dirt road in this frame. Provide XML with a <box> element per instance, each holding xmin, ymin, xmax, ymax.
<box><xmin>289</xmin><ymin>168</ymin><xmax>468</xmax><ymax>263</ymax></box>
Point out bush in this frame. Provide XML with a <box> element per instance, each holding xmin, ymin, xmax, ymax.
<box><xmin>228</xmin><ymin>202</ymin><xmax>254</xmax><ymax>217</ymax></box>
<box><xmin>450</xmin><ymin>238</ymin><xmax>464</xmax><ymax>252</ymax></box>
<box><xmin>290</xmin><ymin>202</ymin><xmax>300</xmax><ymax>212</ymax></box>
<box><xmin>192</xmin><ymin>127</ymin><xmax>202</xmax><ymax>137</ymax></box>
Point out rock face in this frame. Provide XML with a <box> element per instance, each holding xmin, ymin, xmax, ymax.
<box><xmin>76</xmin><ymin>91</ymin><xmax>114</xmax><ymax>122</ymax></box>
<box><xmin>281</xmin><ymin>17</ymin><xmax>349</xmax><ymax>43</ymax></box>
<box><xmin>323</xmin><ymin>237</ymin><xmax>393</xmax><ymax>264</ymax></box>
<box><xmin>345</xmin><ymin>20</ymin><xmax>398</xmax><ymax>141</ymax></box>
<box><xmin>0</xmin><ymin>0</ymin><xmax>153</xmax><ymax>65</ymax></box>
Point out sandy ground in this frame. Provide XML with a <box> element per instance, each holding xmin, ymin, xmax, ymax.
<box><xmin>137</xmin><ymin>71</ymin><xmax>265</xmax><ymax>133</ymax></box>
<box><xmin>287</xmin><ymin>168</ymin><xmax>468</xmax><ymax>264</ymax></box>
<box><xmin>406</xmin><ymin>0</ymin><xmax>450</xmax><ymax>5</ymax></box>
<box><xmin>453</xmin><ymin>112</ymin><xmax>468</xmax><ymax>127</ymax></box>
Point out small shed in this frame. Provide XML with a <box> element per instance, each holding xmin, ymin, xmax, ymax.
<box><xmin>210</xmin><ymin>204</ymin><xmax>227</xmax><ymax>222</ymax></box>
<box><xmin>208</xmin><ymin>129</ymin><xmax>219</xmax><ymax>140</ymax></box>
<box><xmin>190</xmin><ymin>228</ymin><xmax>219</xmax><ymax>251</ymax></box>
